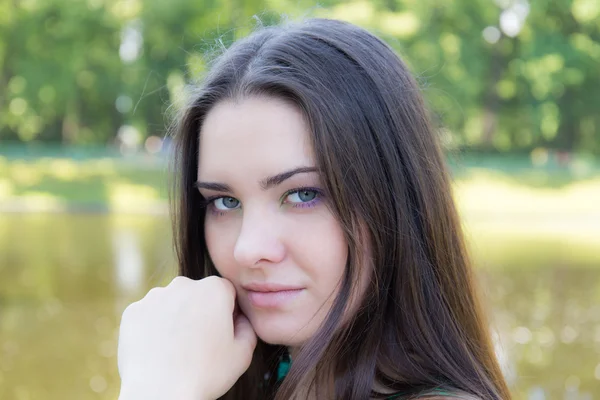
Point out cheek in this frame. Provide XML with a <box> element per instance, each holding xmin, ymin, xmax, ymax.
<box><xmin>292</xmin><ymin>216</ymin><xmax>348</xmax><ymax>293</ymax></box>
<box><xmin>204</xmin><ymin>218</ymin><xmax>237</xmax><ymax>278</ymax></box>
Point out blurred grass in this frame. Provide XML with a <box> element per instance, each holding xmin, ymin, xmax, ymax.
<box><xmin>454</xmin><ymin>169</ymin><xmax>600</xmax><ymax>216</ymax></box>
<box><xmin>0</xmin><ymin>153</ymin><xmax>598</xmax><ymax>219</ymax></box>
<box><xmin>0</xmin><ymin>156</ymin><xmax>168</xmax><ymax>213</ymax></box>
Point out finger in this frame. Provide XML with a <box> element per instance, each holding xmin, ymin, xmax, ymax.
<box><xmin>233</xmin><ymin>312</ymin><xmax>257</xmax><ymax>365</ymax></box>
<box><xmin>219</xmin><ymin>277</ymin><xmax>237</xmax><ymax>301</ymax></box>
<box><xmin>169</xmin><ymin>275</ymin><xmax>191</xmax><ymax>287</ymax></box>
<box><xmin>209</xmin><ymin>276</ymin><xmax>237</xmax><ymax>312</ymax></box>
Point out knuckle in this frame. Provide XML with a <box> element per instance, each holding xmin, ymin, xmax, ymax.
<box><xmin>203</xmin><ymin>275</ymin><xmax>221</xmax><ymax>285</ymax></box>
<box><xmin>215</xmin><ymin>278</ymin><xmax>234</xmax><ymax>297</ymax></box>
<box><xmin>202</xmin><ymin>276</ymin><xmax>233</xmax><ymax>300</ymax></box>
<box><xmin>145</xmin><ymin>286</ymin><xmax>163</xmax><ymax>299</ymax></box>
<box><xmin>217</xmin><ymin>277</ymin><xmax>234</xmax><ymax>292</ymax></box>
<box><xmin>170</xmin><ymin>275</ymin><xmax>189</xmax><ymax>287</ymax></box>
<box><xmin>203</xmin><ymin>275</ymin><xmax>223</xmax><ymax>290</ymax></box>
<box><xmin>121</xmin><ymin>301</ymin><xmax>139</xmax><ymax>321</ymax></box>
<box><xmin>121</xmin><ymin>303</ymin><xmax>134</xmax><ymax>317</ymax></box>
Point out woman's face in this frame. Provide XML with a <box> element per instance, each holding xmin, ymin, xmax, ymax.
<box><xmin>197</xmin><ymin>96</ymin><xmax>348</xmax><ymax>347</ymax></box>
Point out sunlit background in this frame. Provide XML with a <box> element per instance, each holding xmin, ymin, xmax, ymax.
<box><xmin>1</xmin><ymin>0</ymin><xmax>599</xmax><ymax>399</ymax></box>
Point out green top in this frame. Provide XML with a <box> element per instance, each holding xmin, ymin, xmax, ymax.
<box><xmin>276</xmin><ymin>357</ymin><xmax>458</xmax><ymax>399</ymax></box>
<box><xmin>276</xmin><ymin>356</ymin><xmax>291</xmax><ymax>381</ymax></box>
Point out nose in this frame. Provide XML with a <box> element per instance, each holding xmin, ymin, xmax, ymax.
<box><xmin>233</xmin><ymin>210</ymin><xmax>285</xmax><ymax>267</ymax></box>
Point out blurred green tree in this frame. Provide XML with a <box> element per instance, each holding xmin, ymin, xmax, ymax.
<box><xmin>0</xmin><ymin>0</ymin><xmax>598</xmax><ymax>153</ymax></box>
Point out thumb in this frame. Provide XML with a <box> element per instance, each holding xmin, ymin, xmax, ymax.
<box><xmin>233</xmin><ymin>313</ymin><xmax>257</xmax><ymax>365</ymax></box>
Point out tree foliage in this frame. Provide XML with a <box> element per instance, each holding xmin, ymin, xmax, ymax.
<box><xmin>1</xmin><ymin>0</ymin><xmax>598</xmax><ymax>153</ymax></box>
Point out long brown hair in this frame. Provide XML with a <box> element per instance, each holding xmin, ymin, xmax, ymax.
<box><xmin>169</xmin><ymin>18</ymin><xmax>510</xmax><ymax>400</ymax></box>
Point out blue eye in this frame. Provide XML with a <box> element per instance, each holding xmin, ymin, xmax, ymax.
<box><xmin>202</xmin><ymin>187</ymin><xmax>322</xmax><ymax>216</ymax></box>
<box><xmin>285</xmin><ymin>189</ymin><xmax>318</xmax><ymax>203</ymax></box>
<box><xmin>213</xmin><ymin>197</ymin><xmax>240</xmax><ymax>210</ymax></box>
<box><xmin>283</xmin><ymin>188</ymin><xmax>323</xmax><ymax>208</ymax></box>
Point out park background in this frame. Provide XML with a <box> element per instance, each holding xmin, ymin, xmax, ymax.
<box><xmin>0</xmin><ymin>0</ymin><xmax>599</xmax><ymax>399</ymax></box>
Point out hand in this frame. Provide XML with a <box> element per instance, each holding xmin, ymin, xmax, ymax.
<box><xmin>117</xmin><ymin>276</ymin><xmax>257</xmax><ymax>400</ymax></box>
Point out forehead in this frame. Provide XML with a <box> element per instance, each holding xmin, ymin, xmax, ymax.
<box><xmin>198</xmin><ymin>96</ymin><xmax>315</xmax><ymax>179</ymax></box>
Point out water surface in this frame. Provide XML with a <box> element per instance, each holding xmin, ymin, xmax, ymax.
<box><xmin>1</xmin><ymin>214</ymin><xmax>598</xmax><ymax>399</ymax></box>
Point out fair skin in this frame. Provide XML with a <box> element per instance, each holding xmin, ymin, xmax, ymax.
<box><xmin>197</xmin><ymin>96</ymin><xmax>349</xmax><ymax>349</ymax></box>
<box><xmin>117</xmin><ymin>276</ymin><xmax>256</xmax><ymax>400</ymax></box>
<box><xmin>117</xmin><ymin>96</ymin><xmax>353</xmax><ymax>399</ymax></box>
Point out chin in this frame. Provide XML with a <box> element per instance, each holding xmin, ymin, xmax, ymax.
<box><xmin>250</xmin><ymin>314</ymin><xmax>313</xmax><ymax>347</ymax></box>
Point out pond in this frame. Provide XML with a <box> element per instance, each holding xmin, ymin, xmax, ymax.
<box><xmin>0</xmin><ymin>213</ymin><xmax>599</xmax><ymax>399</ymax></box>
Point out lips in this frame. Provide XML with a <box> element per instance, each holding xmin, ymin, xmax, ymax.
<box><xmin>242</xmin><ymin>282</ymin><xmax>305</xmax><ymax>308</ymax></box>
<box><xmin>242</xmin><ymin>282</ymin><xmax>304</xmax><ymax>292</ymax></box>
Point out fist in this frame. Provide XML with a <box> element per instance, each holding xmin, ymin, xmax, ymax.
<box><xmin>117</xmin><ymin>276</ymin><xmax>257</xmax><ymax>400</ymax></box>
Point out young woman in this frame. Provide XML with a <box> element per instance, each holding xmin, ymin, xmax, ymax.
<box><xmin>117</xmin><ymin>18</ymin><xmax>511</xmax><ymax>400</ymax></box>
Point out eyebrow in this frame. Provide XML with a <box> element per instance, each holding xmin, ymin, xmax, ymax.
<box><xmin>195</xmin><ymin>166</ymin><xmax>319</xmax><ymax>193</ymax></box>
